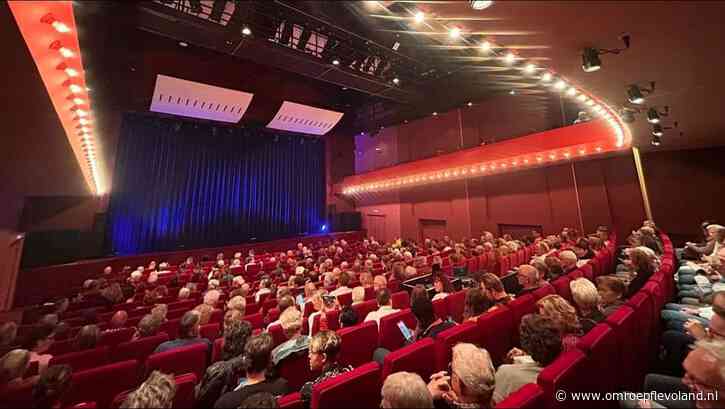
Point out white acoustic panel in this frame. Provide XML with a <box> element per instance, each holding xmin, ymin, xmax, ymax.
<box><xmin>150</xmin><ymin>74</ymin><xmax>253</xmax><ymax>123</ymax></box>
<box><xmin>266</xmin><ymin>101</ymin><xmax>344</xmax><ymax>135</ymax></box>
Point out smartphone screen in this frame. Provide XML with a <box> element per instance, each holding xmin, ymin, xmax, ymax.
<box><xmin>397</xmin><ymin>321</ymin><xmax>413</xmax><ymax>342</ymax></box>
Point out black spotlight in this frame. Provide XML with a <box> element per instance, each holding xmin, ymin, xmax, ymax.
<box><xmin>581</xmin><ymin>48</ymin><xmax>602</xmax><ymax>72</ymax></box>
<box><xmin>652</xmin><ymin>124</ymin><xmax>664</xmax><ymax>137</ymax></box>
<box><xmin>627</xmin><ymin>81</ymin><xmax>655</xmax><ymax>104</ymax></box>
<box><xmin>651</xmin><ymin>135</ymin><xmax>662</xmax><ymax>146</ymax></box>
<box><xmin>646</xmin><ymin>106</ymin><xmax>669</xmax><ymax>124</ymax></box>
<box><xmin>620</xmin><ymin>107</ymin><xmax>637</xmax><ymax>123</ymax></box>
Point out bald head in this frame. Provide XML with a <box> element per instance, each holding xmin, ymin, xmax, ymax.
<box><xmin>517</xmin><ymin>265</ymin><xmax>541</xmax><ymax>290</ymax></box>
<box><xmin>110</xmin><ymin>311</ymin><xmax>128</xmax><ymax>329</ymax></box>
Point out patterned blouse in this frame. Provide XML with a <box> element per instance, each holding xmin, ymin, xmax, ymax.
<box><xmin>300</xmin><ymin>363</ymin><xmax>354</xmax><ymax>406</ymax></box>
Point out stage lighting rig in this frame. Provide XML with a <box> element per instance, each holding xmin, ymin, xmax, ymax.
<box><xmin>581</xmin><ymin>33</ymin><xmax>630</xmax><ymax>72</ymax></box>
<box><xmin>627</xmin><ymin>81</ymin><xmax>655</xmax><ymax>104</ymax></box>
<box><xmin>646</xmin><ymin>106</ymin><xmax>669</xmax><ymax>124</ymax></box>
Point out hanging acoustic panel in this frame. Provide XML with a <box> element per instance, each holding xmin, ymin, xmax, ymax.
<box><xmin>266</xmin><ymin>101</ymin><xmax>344</xmax><ymax>135</ymax></box>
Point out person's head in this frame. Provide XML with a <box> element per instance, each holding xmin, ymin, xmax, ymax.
<box><xmin>32</xmin><ymin>364</ymin><xmax>72</xmax><ymax>408</ymax></box>
<box><xmin>240</xmin><ymin>392</ymin><xmax>279</xmax><ymax>409</ymax></box>
<box><xmin>204</xmin><ymin>290</ymin><xmax>221</xmax><ymax>307</ymax></box>
<box><xmin>537</xmin><ymin>295</ymin><xmax>580</xmax><ymax>335</ymax></box>
<box><xmin>433</xmin><ymin>274</ymin><xmax>452</xmax><ymax>294</ymax></box>
<box><xmin>376</xmin><ymin>288</ymin><xmax>392</xmax><ymax>308</ymax></box>
<box><xmin>151</xmin><ymin>304</ymin><xmax>168</xmax><ymax>322</ymax></box>
<box><xmin>244</xmin><ymin>333</ymin><xmax>274</xmax><ymax>376</ymax></box>
<box><xmin>479</xmin><ymin>273</ymin><xmax>505</xmax><ymax>300</ymax></box>
<box><xmin>222</xmin><ymin>320</ymin><xmax>252</xmax><ymax>361</ymax></box>
<box><xmin>559</xmin><ymin>250</ymin><xmax>578</xmax><ymax>270</ymax></box>
<box><xmin>137</xmin><ymin>314</ymin><xmax>161</xmax><ymax>338</ymax></box>
<box><xmin>706</xmin><ymin>292</ymin><xmax>725</xmax><ymax>341</ymax></box>
<box><xmin>450</xmin><ymin>343</ymin><xmax>495</xmax><ymax>405</ymax></box>
<box><xmin>352</xmin><ymin>286</ymin><xmax>365</xmax><ymax>304</ymax></box>
<box><xmin>519</xmin><ymin>314</ymin><xmax>562</xmax><ymax>366</ymax></box>
<box><xmin>339</xmin><ymin>306</ymin><xmax>358</xmax><ymax>328</ymax></box>
<box><xmin>279</xmin><ymin>307</ymin><xmax>303</xmax><ymax>339</ymax></box>
<box><xmin>516</xmin><ymin>265</ymin><xmax>541</xmax><ymax>290</ymax></box>
<box><xmin>359</xmin><ymin>272</ymin><xmax>373</xmax><ymax>288</ymax></box>
<box><xmin>569</xmin><ymin>278</ymin><xmax>600</xmax><ymax>314</ymax></box>
<box><xmin>109</xmin><ymin>311</ymin><xmax>129</xmax><ymax>330</ymax></box>
<box><xmin>304</xmin><ymin>282</ymin><xmax>317</xmax><ymax>298</ymax></box>
<box><xmin>380</xmin><ymin>372</ymin><xmax>434</xmax><ymax>408</ymax></box>
<box><xmin>682</xmin><ymin>340</ymin><xmax>725</xmax><ymax>409</ymax></box>
<box><xmin>223</xmin><ymin>309</ymin><xmax>243</xmax><ymax>331</ymax></box>
<box><xmin>1</xmin><ymin>349</ymin><xmax>30</xmax><ymax>383</ymax></box>
<box><xmin>535</xmin><ymin>241</ymin><xmax>550</xmax><ymax>256</ymax></box>
<box><xmin>308</xmin><ymin>331</ymin><xmax>342</xmax><ymax>371</ymax></box>
<box><xmin>76</xmin><ymin>325</ymin><xmax>100</xmax><ymax>351</ymax></box>
<box><xmin>463</xmin><ymin>288</ymin><xmax>491</xmax><ymax>321</ymax></box>
<box><xmin>628</xmin><ymin>248</ymin><xmax>654</xmax><ymax>274</ymax></box>
<box><xmin>338</xmin><ymin>271</ymin><xmax>351</xmax><ymax>288</ymax></box>
<box><xmin>22</xmin><ymin>325</ymin><xmax>54</xmax><ymax>353</ymax></box>
<box><xmin>596</xmin><ymin>276</ymin><xmax>627</xmax><ymax>306</ymax></box>
<box><xmin>411</xmin><ymin>295</ymin><xmax>436</xmax><ymax>330</ymax></box>
<box><xmin>120</xmin><ymin>370</ymin><xmax>176</xmax><ymax>409</ymax></box>
<box><xmin>276</xmin><ymin>295</ymin><xmax>296</xmax><ymax>314</ymax></box>
<box><xmin>227</xmin><ymin>296</ymin><xmax>246</xmax><ymax>315</ymax></box>
<box><xmin>178</xmin><ymin>287</ymin><xmax>190</xmax><ymax>300</ymax></box>
<box><xmin>178</xmin><ymin>311</ymin><xmax>201</xmax><ymax>339</ymax></box>
<box><xmin>0</xmin><ymin>322</ymin><xmax>18</xmax><ymax>347</ymax></box>
<box><xmin>373</xmin><ymin>275</ymin><xmax>388</xmax><ymax>292</ymax></box>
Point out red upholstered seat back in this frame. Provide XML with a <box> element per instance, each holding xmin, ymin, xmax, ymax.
<box><xmin>531</xmin><ymin>284</ymin><xmax>555</xmax><ymax>301</ymax></box>
<box><xmin>98</xmin><ymin>328</ymin><xmax>135</xmax><ymax>348</ymax></box>
<box><xmin>159</xmin><ymin>319</ymin><xmax>181</xmax><ymax>339</ymax></box>
<box><xmin>0</xmin><ymin>379</ymin><xmax>35</xmax><ymax>408</ymax></box>
<box><xmin>390</xmin><ymin>291</ymin><xmax>410</xmax><ymax>310</ymax></box>
<box><xmin>434</xmin><ymin>321</ymin><xmax>479</xmax><ymax>371</ymax></box>
<box><xmin>268</xmin><ymin>324</ymin><xmax>287</xmax><ymax>348</ymax></box>
<box><xmin>477</xmin><ymin>306</ymin><xmax>514</xmax><ymax>366</ymax></box>
<box><xmin>114</xmin><ymin>333</ymin><xmax>169</xmax><ymax>363</ymax></box>
<box><xmin>446</xmin><ymin>290</ymin><xmax>466</xmax><ymax>323</ymax></box>
<box><xmin>378</xmin><ymin>309</ymin><xmax>417</xmax><ymax>351</ymax></box>
<box><xmin>49</xmin><ymin>346</ymin><xmax>110</xmax><ymax>373</ymax></box>
<box><xmin>537</xmin><ymin>349</ymin><xmax>588</xmax><ymax>409</ymax></box>
<box><xmin>507</xmin><ymin>294</ymin><xmax>537</xmax><ymax>346</ymax></box>
<box><xmin>495</xmin><ymin>383</ymin><xmax>544</xmax><ymax>409</ymax></box>
<box><xmin>381</xmin><ymin>338</ymin><xmax>436</xmax><ymax>382</ymax></box>
<box><xmin>551</xmin><ymin>276</ymin><xmax>573</xmax><ymax>303</ymax></box>
<box><xmin>243</xmin><ymin>312</ymin><xmax>264</xmax><ymax>330</ymax></box>
<box><xmin>352</xmin><ymin>300</ymin><xmax>378</xmax><ymax>325</ymax></box>
<box><xmin>64</xmin><ymin>360</ymin><xmax>140</xmax><ymax>409</ymax></box>
<box><xmin>338</xmin><ymin>321</ymin><xmax>378</xmax><ymax>368</ymax></box>
<box><xmin>432</xmin><ymin>297</ymin><xmax>449</xmax><ymax>321</ymax></box>
<box><xmin>336</xmin><ymin>292</ymin><xmax>353</xmax><ymax>307</ymax></box>
<box><xmin>199</xmin><ymin>323</ymin><xmax>220</xmax><ymax>342</ymax></box>
<box><xmin>310</xmin><ymin>362</ymin><xmax>381</xmax><ymax>409</ymax></box>
<box><xmin>576</xmin><ymin>324</ymin><xmax>619</xmax><ymax>402</ymax></box>
<box><xmin>277</xmin><ymin>350</ymin><xmax>316</xmax><ymax>392</ymax></box>
<box><xmin>145</xmin><ymin>343</ymin><xmax>208</xmax><ymax>380</ymax></box>
<box><xmin>211</xmin><ymin>337</ymin><xmax>224</xmax><ymax>363</ymax></box>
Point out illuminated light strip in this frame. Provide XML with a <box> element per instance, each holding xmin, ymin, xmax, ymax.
<box><xmin>9</xmin><ymin>1</ymin><xmax>105</xmax><ymax>195</ymax></box>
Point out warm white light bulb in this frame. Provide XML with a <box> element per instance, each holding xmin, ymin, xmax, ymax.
<box><xmin>52</xmin><ymin>21</ymin><xmax>71</xmax><ymax>33</ymax></box>
<box><xmin>541</xmin><ymin>72</ymin><xmax>552</xmax><ymax>82</ymax></box>
<box><xmin>59</xmin><ymin>47</ymin><xmax>74</xmax><ymax>58</ymax></box>
<box><xmin>566</xmin><ymin>87</ymin><xmax>577</xmax><ymax>96</ymax></box>
<box><xmin>449</xmin><ymin>27</ymin><xmax>461</xmax><ymax>38</ymax></box>
<box><xmin>73</xmin><ymin>97</ymin><xmax>84</xmax><ymax>105</ymax></box>
<box><xmin>504</xmin><ymin>52</ymin><xmax>516</xmax><ymax>64</ymax></box>
<box><xmin>69</xmin><ymin>84</ymin><xmax>82</xmax><ymax>93</ymax></box>
<box><xmin>414</xmin><ymin>11</ymin><xmax>425</xmax><ymax>23</ymax></box>
<box><xmin>524</xmin><ymin>64</ymin><xmax>536</xmax><ymax>74</ymax></box>
<box><xmin>65</xmin><ymin>68</ymin><xmax>78</xmax><ymax>77</ymax></box>
<box><xmin>480</xmin><ymin>41</ymin><xmax>491</xmax><ymax>52</ymax></box>
<box><xmin>554</xmin><ymin>80</ymin><xmax>566</xmax><ymax>90</ymax></box>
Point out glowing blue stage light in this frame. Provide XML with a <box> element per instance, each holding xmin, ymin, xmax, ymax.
<box><xmin>321</xmin><ymin>224</ymin><xmax>328</xmax><ymax>232</ymax></box>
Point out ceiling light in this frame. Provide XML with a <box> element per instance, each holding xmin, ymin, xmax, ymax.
<box><xmin>566</xmin><ymin>87</ymin><xmax>577</xmax><ymax>96</ymax></box>
<box><xmin>432</xmin><ymin>112</ymin><xmax>438</xmax><ymax>116</ymax></box>
<box><xmin>586</xmin><ymin>99</ymin><xmax>595</xmax><ymax>106</ymax></box>
<box><xmin>78</xmin><ymin>118</ymin><xmax>90</xmax><ymax>125</ymax></box>
<box><xmin>75</xmin><ymin>109</ymin><xmax>88</xmax><ymax>117</ymax></box>
<box><xmin>467</xmin><ymin>102</ymin><xmax>473</xmax><ymax>107</ymax></box>
<box><xmin>626</xmin><ymin>83</ymin><xmax>655</xmax><ymax>104</ymax></box>
<box><xmin>40</xmin><ymin>13</ymin><xmax>71</xmax><ymax>33</ymax></box>
<box><xmin>65</xmin><ymin>68</ymin><xmax>79</xmax><ymax>77</ymax></box>
<box><xmin>470</xmin><ymin>0</ymin><xmax>494</xmax><ymax>10</ymax></box>
<box><xmin>593</xmin><ymin>105</ymin><xmax>603</xmax><ymax>113</ymax></box>
<box><xmin>647</xmin><ymin>107</ymin><xmax>660</xmax><ymax>124</ymax></box>
<box><xmin>73</xmin><ymin>97</ymin><xmax>84</xmax><ymax>105</ymax></box>
<box><xmin>581</xmin><ymin>47</ymin><xmax>602</xmax><ymax>72</ymax></box>
<box><xmin>480</xmin><ymin>41</ymin><xmax>491</xmax><ymax>52</ymax></box>
<box><xmin>449</xmin><ymin>27</ymin><xmax>461</xmax><ymax>38</ymax></box>
<box><xmin>332</xmin><ymin>59</ymin><xmax>340</xmax><ymax>66</ymax></box>
<box><xmin>620</xmin><ymin>108</ymin><xmax>637</xmax><ymax>123</ymax></box>
<box><xmin>509</xmin><ymin>90</ymin><xmax>516</xmax><ymax>95</ymax></box>
<box><xmin>524</xmin><ymin>63</ymin><xmax>536</xmax><ymax>74</ymax></box>
<box><xmin>577</xmin><ymin>94</ymin><xmax>587</xmax><ymax>102</ymax></box>
<box><xmin>651</xmin><ymin>135</ymin><xmax>662</xmax><ymax>146</ymax></box>
<box><xmin>392</xmin><ymin>77</ymin><xmax>400</xmax><ymax>85</ymax></box>
<box><xmin>414</xmin><ymin>11</ymin><xmax>425</xmax><ymax>23</ymax></box>
<box><xmin>554</xmin><ymin>80</ymin><xmax>566</xmax><ymax>90</ymax></box>
<box><xmin>242</xmin><ymin>26</ymin><xmax>252</xmax><ymax>36</ymax></box>
<box><xmin>68</xmin><ymin>84</ymin><xmax>83</xmax><ymax>93</ymax></box>
<box><xmin>504</xmin><ymin>52</ymin><xmax>516</xmax><ymax>64</ymax></box>
<box><xmin>541</xmin><ymin>72</ymin><xmax>552</xmax><ymax>82</ymax></box>
<box><xmin>178</xmin><ymin>41</ymin><xmax>188</xmax><ymax>47</ymax></box>
<box><xmin>652</xmin><ymin>124</ymin><xmax>664</xmax><ymax>137</ymax></box>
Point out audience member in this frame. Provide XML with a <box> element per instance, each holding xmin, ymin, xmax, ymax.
<box><xmin>516</xmin><ymin>265</ymin><xmax>545</xmax><ymax>296</ymax></box>
<box><xmin>107</xmin><ymin>311</ymin><xmax>129</xmax><ymax>331</ymax></box>
<box><xmin>22</xmin><ymin>326</ymin><xmax>54</xmax><ymax>375</ymax></box>
<box><xmin>227</xmin><ymin>296</ymin><xmax>246</xmax><ymax>316</ymax></box>
<box><xmin>300</xmin><ymin>331</ymin><xmax>352</xmax><ymax>406</ymax></box>
<box><xmin>154</xmin><ymin>311</ymin><xmax>211</xmax><ymax>354</ymax></box>
<box><xmin>351</xmin><ymin>286</ymin><xmax>365</xmax><ymax>305</ymax></box>
<box><xmin>432</xmin><ymin>275</ymin><xmax>453</xmax><ymax>301</ymax></box>
<box><xmin>271</xmin><ymin>308</ymin><xmax>309</xmax><ymax>366</ymax></box>
<box><xmin>133</xmin><ymin>314</ymin><xmax>162</xmax><ymax>340</ymax></box>
<box><xmin>373</xmin><ymin>275</ymin><xmax>388</xmax><ymax>292</ymax></box>
<box><xmin>121</xmin><ymin>370</ymin><xmax>176</xmax><ymax>409</ymax></box>
<box><xmin>596</xmin><ymin>276</ymin><xmax>627</xmax><ymax>316</ymax></box>
<box><xmin>381</xmin><ymin>372</ymin><xmax>433</xmax><ymax>408</ymax></box>
<box><xmin>365</xmin><ymin>289</ymin><xmax>399</xmax><ymax>327</ymax></box>
<box><xmin>536</xmin><ymin>294</ymin><xmax>582</xmax><ymax>351</ymax></box>
<box><xmin>0</xmin><ymin>322</ymin><xmax>18</xmax><ymax>355</ymax></box>
<box><xmin>239</xmin><ymin>392</ymin><xmax>279</xmax><ymax>409</ymax></box>
<box><xmin>338</xmin><ymin>306</ymin><xmax>358</xmax><ymax>328</ymax></box>
<box><xmin>559</xmin><ymin>250</ymin><xmax>579</xmax><ymax>273</ymax></box>
<box><xmin>75</xmin><ymin>325</ymin><xmax>100</xmax><ymax>351</ymax></box>
<box><xmin>266</xmin><ymin>296</ymin><xmax>295</xmax><ymax>330</ymax></box>
<box><xmin>214</xmin><ymin>333</ymin><xmax>288</xmax><ymax>409</ymax></box>
<box><xmin>329</xmin><ymin>272</ymin><xmax>352</xmax><ymax>297</ymax></box>
<box><xmin>1</xmin><ymin>349</ymin><xmax>33</xmax><ymax>388</ymax></box>
<box><xmin>543</xmin><ymin>255</ymin><xmax>565</xmax><ymax>281</ymax></box>
<box><xmin>479</xmin><ymin>273</ymin><xmax>513</xmax><ymax>310</ymax></box>
<box><xmin>569</xmin><ymin>278</ymin><xmax>605</xmax><ymax>333</ymax></box>
<box><xmin>493</xmin><ymin>314</ymin><xmax>562</xmax><ymax>404</ymax></box>
<box><xmin>32</xmin><ymin>364</ymin><xmax>72</xmax><ymax>409</ymax></box>
<box><xmin>411</xmin><ymin>296</ymin><xmax>454</xmax><ymax>341</ymax></box>
<box><xmin>462</xmin><ymin>288</ymin><xmax>491</xmax><ymax>323</ymax></box>
<box><xmin>427</xmin><ymin>343</ymin><xmax>495</xmax><ymax>409</ymax></box>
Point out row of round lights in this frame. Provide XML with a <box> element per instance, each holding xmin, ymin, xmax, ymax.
<box><xmin>44</xmin><ymin>13</ymin><xmax>103</xmax><ymax>195</ymax></box>
<box><xmin>342</xmin><ymin>146</ymin><xmax>605</xmax><ymax>195</ymax></box>
<box><xmin>409</xmin><ymin>12</ymin><xmax>628</xmax><ymax>149</ymax></box>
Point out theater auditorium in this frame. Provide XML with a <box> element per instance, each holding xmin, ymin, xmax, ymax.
<box><xmin>1</xmin><ymin>1</ymin><xmax>724</xmax><ymax>408</ymax></box>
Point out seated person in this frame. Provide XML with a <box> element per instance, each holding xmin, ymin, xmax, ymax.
<box><xmin>0</xmin><ymin>349</ymin><xmax>35</xmax><ymax>390</ymax></box>
<box><xmin>75</xmin><ymin>325</ymin><xmax>100</xmax><ymax>351</ymax></box>
<box><xmin>0</xmin><ymin>322</ymin><xmax>18</xmax><ymax>356</ymax></box>
<box><xmin>381</xmin><ymin>372</ymin><xmax>434</xmax><ymax>408</ymax></box>
<box><xmin>154</xmin><ymin>311</ymin><xmax>211</xmax><ymax>354</ymax></box>
<box><xmin>338</xmin><ymin>306</ymin><xmax>358</xmax><ymax>328</ymax></box>
<box><xmin>132</xmin><ymin>314</ymin><xmax>162</xmax><ymax>341</ymax></box>
<box><xmin>569</xmin><ymin>278</ymin><xmax>605</xmax><ymax>333</ymax></box>
<box><xmin>462</xmin><ymin>288</ymin><xmax>492</xmax><ymax>323</ymax></box>
<box><xmin>493</xmin><ymin>314</ymin><xmax>562</xmax><ymax>404</ymax></box>
<box><xmin>537</xmin><ymin>295</ymin><xmax>582</xmax><ymax>351</ymax></box>
<box><xmin>543</xmin><ymin>255</ymin><xmax>565</xmax><ymax>281</ymax></box>
<box><xmin>104</xmin><ymin>311</ymin><xmax>129</xmax><ymax>333</ymax></box>
<box><xmin>516</xmin><ymin>265</ymin><xmax>546</xmax><ymax>296</ymax></box>
<box><xmin>265</xmin><ymin>296</ymin><xmax>295</xmax><ymax>330</ymax></box>
<box><xmin>624</xmin><ymin>248</ymin><xmax>657</xmax><ymax>297</ymax></box>
<box><xmin>239</xmin><ymin>392</ymin><xmax>279</xmax><ymax>409</ymax></box>
<box><xmin>411</xmin><ymin>296</ymin><xmax>455</xmax><ymax>341</ymax></box>
<box><xmin>479</xmin><ymin>274</ymin><xmax>513</xmax><ymax>310</ymax></box>
<box><xmin>122</xmin><ymin>370</ymin><xmax>176</xmax><ymax>409</ymax></box>
<box><xmin>329</xmin><ymin>272</ymin><xmax>353</xmax><ymax>297</ymax></box>
<box><xmin>364</xmin><ymin>289</ymin><xmax>399</xmax><ymax>327</ymax></box>
<box><xmin>596</xmin><ymin>276</ymin><xmax>627</xmax><ymax>316</ymax></box>
<box><xmin>300</xmin><ymin>331</ymin><xmax>352</xmax><ymax>406</ymax></box>
<box><xmin>214</xmin><ymin>333</ymin><xmax>288</xmax><ymax>409</ymax></box>
<box><xmin>351</xmin><ymin>286</ymin><xmax>365</xmax><ymax>305</ymax></box>
<box><xmin>432</xmin><ymin>274</ymin><xmax>453</xmax><ymax>302</ymax></box>
<box><xmin>661</xmin><ymin>291</ymin><xmax>725</xmax><ymax>333</ymax></box>
<box><xmin>373</xmin><ymin>275</ymin><xmax>388</xmax><ymax>292</ymax></box>
<box><xmin>255</xmin><ymin>278</ymin><xmax>273</xmax><ymax>304</ymax></box>
<box><xmin>427</xmin><ymin>343</ymin><xmax>495</xmax><ymax>409</ymax></box>
<box><xmin>227</xmin><ymin>296</ymin><xmax>247</xmax><ymax>316</ymax></box>
<box><xmin>22</xmin><ymin>325</ymin><xmax>54</xmax><ymax>375</ymax></box>
<box><xmin>32</xmin><ymin>364</ymin><xmax>73</xmax><ymax>409</ymax></box>
<box><xmin>558</xmin><ymin>250</ymin><xmax>579</xmax><ymax>273</ymax></box>
<box><xmin>271</xmin><ymin>308</ymin><xmax>310</xmax><ymax>366</ymax></box>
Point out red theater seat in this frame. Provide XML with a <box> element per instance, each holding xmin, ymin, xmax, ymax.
<box><xmin>64</xmin><ymin>360</ymin><xmax>140</xmax><ymax>409</ymax></box>
<box><xmin>211</xmin><ymin>338</ymin><xmax>224</xmax><ymax>363</ymax></box>
<box><xmin>551</xmin><ymin>276</ymin><xmax>573</xmax><ymax>303</ymax></box>
<box><xmin>446</xmin><ymin>290</ymin><xmax>466</xmax><ymax>323</ymax></box>
<box><xmin>432</xmin><ymin>297</ymin><xmax>449</xmax><ymax>320</ymax></box>
<box><xmin>477</xmin><ymin>306</ymin><xmax>514</xmax><ymax>366</ymax></box>
<box><xmin>507</xmin><ymin>294</ymin><xmax>537</xmax><ymax>346</ymax></box>
<box><xmin>99</xmin><ymin>328</ymin><xmax>135</xmax><ymax>348</ymax></box>
<box><xmin>159</xmin><ymin>319</ymin><xmax>181</xmax><ymax>339</ymax></box>
<box><xmin>379</xmin><ymin>309</ymin><xmax>417</xmax><ymax>351</ymax></box>
<box><xmin>0</xmin><ymin>380</ymin><xmax>34</xmax><ymax>408</ymax></box>
<box><xmin>111</xmin><ymin>373</ymin><xmax>197</xmax><ymax>409</ymax></box>
<box><xmin>336</xmin><ymin>292</ymin><xmax>353</xmax><ymax>307</ymax></box>
<box><xmin>576</xmin><ymin>324</ymin><xmax>619</xmax><ymax>403</ymax></box>
<box><xmin>145</xmin><ymin>343</ymin><xmax>208</xmax><ymax>380</ymax></box>
<box><xmin>434</xmin><ymin>321</ymin><xmax>479</xmax><ymax>371</ymax></box>
<box><xmin>277</xmin><ymin>351</ymin><xmax>315</xmax><ymax>392</ymax></box>
<box><xmin>49</xmin><ymin>346</ymin><xmax>110</xmax><ymax>372</ymax></box>
<box><xmin>579</xmin><ymin>264</ymin><xmax>594</xmax><ymax>281</ymax></box>
<box><xmin>338</xmin><ymin>321</ymin><xmax>378</xmax><ymax>368</ymax></box>
<box><xmin>69</xmin><ymin>402</ymin><xmax>97</xmax><ymax>409</ymax></box>
<box><xmin>243</xmin><ymin>312</ymin><xmax>264</xmax><ymax>330</ymax></box>
<box><xmin>495</xmin><ymin>383</ymin><xmax>544</xmax><ymax>409</ymax></box>
<box><xmin>352</xmin><ymin>300</ymin><xmax>378</xmax><ymax>325</ymax></box>
<box><xmin>381</xmin><ymin>338</ymin><xmax>436</xmax><ymax>382</ymax></box>
<box><xmin>531</xmin><ymin>284</ymin><xmax>555</xmax><ymax>301</ymax></box>
<box><xmin>310</xmin><ymin>362</ymin><xmax>381</xmax><ymax>409</ymax></box>
<box><xmin>114</xmin><ymin>333</ymin><xmax>169</xmax><ymax>363</ymax></box>
<box><xmin>390</xmin><ymin>291</ymin><xmax>410</xmax><ymax>310</ymax></box>
<box><xmin>364</xmin><ymin>287</ymin><xmax>375</xmax><ymax>301</ymax></box>
<box><xmin>537</xmin><ymin>349</ymin><xmax>588</xmax><ymax>409</ymax></box>
<box><xmin>268</xmin><ymin>324</ymin><xmax>287</xmax><ymax>348</ymax></box>
<box><xmin>200</xmin><ymin>323</ymin><xmax>220</xmax><ymax>342</ymax></box>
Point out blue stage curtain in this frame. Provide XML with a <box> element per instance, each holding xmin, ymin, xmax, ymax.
<box><xmin>108</xmin><ymin>113</ymin><xmax>326</xmax><ymax>255</ymax></box>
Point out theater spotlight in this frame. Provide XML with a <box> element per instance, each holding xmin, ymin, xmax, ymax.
<box><xmin>652</xmin><ymin>124</ymin><xmax>664</xmax><ymax>137</ymax></box>
<box><xmin>242</xmin><ymin>26</ymin><xmax>252</xmax><ymax>36</ymax></box>
<box><xmin>470</xmin><ymin>0</ymin><xmax>494</xmax><ymax>10</ymax></box>
<box><xmin>627</xmin><ymin>81</ymin><xmax>655</xmax><ymax>104</ymax></box>
<box><xmin>321</xmin><ymin>224</ymin><xmax>328</xmax><ymax>232</ymax></box>
<box><xmin>619</xmin><ymin>107</ymin><xmax>638</xmax><ymax>124</ymax></box>
<box><xmin>581</xmin><ymin>48</ymin><xmax>602</xmax><ymax>72</ymax></box>
<box><xmin>646</xmin><ymin>106</ymin><xmax>669</xmax><ymax>124</ymax></box>
<box><xmin>651</xmin><ymin>135</ymin><xmax>662</xmax><ymax>146</ymax></box>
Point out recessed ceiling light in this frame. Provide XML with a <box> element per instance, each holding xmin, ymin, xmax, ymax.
<box><xmin>242</xmin><ymin>26</ymin><xmax>252</xmax><ymax>36</ymax></box>
<box><xmin>59</xmin><ymin>47</ymin><xmax>74</xmax><ymax>58</ymax></box>
<box><xmin>178</xmin><ymin>41</ymin><xmax>188</xmax><ymax>47</ymax></box>
<box><xmin>554</xmin><ymin>80</ymin><xmax>566</xmax><ymax>90</ymax></box>
<box><xmin>509</xmin><ymin>89</ymin><xmax>516</xmax><ymax>95</ymax></box>
<box><xmin>470</xmin><ymin>0</ymin><xmax>494</xmax><ymax>10</ymax></box>
<box><xmin>414</xmin><ymin>11</ymin><xmax>425</xmax><ymax>23</ymax></box>
<box><xmin>467</xmin><ymin>102</ymin><xmax>473</xmax><ymax>107</ymax></box>
<box><xmin>566</xmin><ymin>87</ymin><xmax>577</xmax><ymax>96</ymax></box>
<box><xmin>392</xmin><ymin>77</ymin><xmax>400</xmax><ymax>85</ymax></box>
<box><xmin>332</xmin><ymin>59</ymin><xmax>340</xmax><ymax>66</ymax></box>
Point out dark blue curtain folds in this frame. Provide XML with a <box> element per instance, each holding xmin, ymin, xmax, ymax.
<box><xmin>108</xmin><ymin>114</ymin><xmax>326</xmax><ymax>255</ymax></box>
